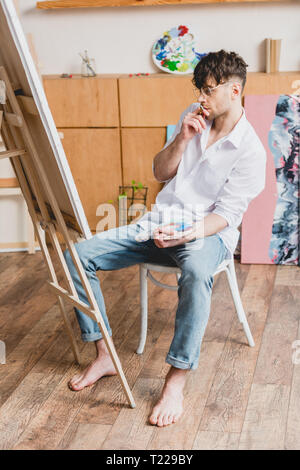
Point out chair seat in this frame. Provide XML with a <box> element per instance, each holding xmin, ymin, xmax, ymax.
<box><xmin>141</xmin><ymin>257</ymin><xmax>232</xmax><ymax>276</ymax></box>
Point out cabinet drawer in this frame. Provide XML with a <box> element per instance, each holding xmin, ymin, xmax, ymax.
<box><xmin>59</xmin><ymin>128</ymin><xmax>122</xmax><ymax>231</ymax></box>
<box><xmin>44</xmin><ymin>77</ymin><xmax>119</xmax><ymax>127</ymax></box>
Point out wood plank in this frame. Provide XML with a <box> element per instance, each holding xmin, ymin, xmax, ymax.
<box><xmin>238</xmin><ymin>383</ymin><xmax>290</xmax><ymax>450</ymax></box>
<box><xmin>101</xmin><ymin>377</ymin><xmax>164</xmax><ymax>450</ymax></box>
<box><xmin>285</xmin><ymin>320</ymin><xmax>300</xmax><ymax>450</ymax></box>
<box><xmin>0</xmin><ymin>148</ymin><xmax>26</xmax><ymax>159</ymax></box>
<box><xmin>13</xmin><ymin>341</ymin><xmax>99</xmax><ymax>450</ymax></box>
<box><xmin>36</xmin><ymin>0</ymin><xmax>287</xmax><ymax>9</ymax></box>
<box><xmin>0</xmin><ymin>177</ymin><xmax>19</xmax><ymax>187</ymax></box>
<box><xmin>43</xmin><ymin>77</ymin><xmax>119</xmax><ymax>127</ymax></box>
<box><xmin>192</xmin><ymin>431</ymin><xmax>240</xmax><ymax>450</ymax></box>
<box><xmin>1</xmin><ymin>281</ymin><xmax>65</xmax><ymax>356</ymax></box>
<box><xmin>275</xmin><ymin>265</ymin><xmax>300</xmax><ymax>287</ymax></box>
<box><xmin>0</xmin><ymin>327</ymin><xmax>81</xmax><ymax>450</ymax></box>
<box><xmin>4</xmin><ymin>112</ymin><xmax>23</xmax><ymax>128</ymax></box>
<box><xmin>0</xmin><ymin>252</ymin><xmax>55</xmax><ymax>349</ymax></box>
<box><xmin>58</xmin><ymin>423</ymin><xmax>111</xmax><ymax>450</ymax></box>
<box><xmin>0</xmin><ymin>304</ymin><xmax>65</xmax><ymax>409</ymax></box>
<box><xmin>252</xmin><ymin>285</ymin><xmax>300</xmax><ymax>386</ymax></box>
<box><xmin>17</xmin><ymin>95</ymin><xmax>39</xmax><ymax>116</ymax></box>
<box><xmin>198</xmin><ymin>264</ymin><xmax>277</xmax><ymax>433</ymax></box>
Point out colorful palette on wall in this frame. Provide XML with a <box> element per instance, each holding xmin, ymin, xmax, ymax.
<box><xmin>242</xmin><ymin>94</ymin><xmax>300</xmax><ymax>265</ymax></box>
<box><xmin>152</xmin><ymin>25</ymin><xmax>207</xmax><ymax>75</ymax></box>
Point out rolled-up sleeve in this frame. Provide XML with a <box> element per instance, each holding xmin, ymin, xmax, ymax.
<box><xmin>213</xmin><ymin>149</ymin><xmax>267</xmax><ymax>228</ymax></box>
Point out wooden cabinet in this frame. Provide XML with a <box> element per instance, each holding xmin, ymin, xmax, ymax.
<box><xmin>119</xmin><ymin>75</ymin><xmax>195</xmax><ymax>126</ymax></box>
<box><xmin>121</xmin><ymin>128</ymin><xmax>166</xmax><ymax>210</ymax></box>
<box><xmin>43</xmin><ymin>75</ymin><xmax>122</xmax><ymax>233</ymax></box>
<box><xmin>43</xmin><ymin>75</ymin><xmax>119</xmax><ymax>127</ymax></box>
<box><xmin>244</xmin><ymin>71</ymin><xmax>300</xmax><ymax>95</ymax></box>
<box><xmin>58</xmin><ymin>128</ymin><xmax>122</xmax><ymax>231</ymax></box>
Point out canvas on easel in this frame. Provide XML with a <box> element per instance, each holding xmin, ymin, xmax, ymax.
<box><xmin>0</xmin><ymin>0</ymin><xmax>135</xmax><ymax>408</ymax></box>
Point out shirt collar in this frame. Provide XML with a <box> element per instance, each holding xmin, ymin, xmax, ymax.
<box><xmin>205</xmin><ymin>107</ymin><xmax>247</xmax><ymax>149</ymax></box>
<box><xmin>223</xmin><ymin>107</ymin><xmax>247</xmax><ymax>148</ymax></box>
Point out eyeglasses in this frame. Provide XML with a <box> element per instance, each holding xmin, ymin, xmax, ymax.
<box><xmin>193</xmin><ymin>81</ymin><xmax>234</xmax><ymax>98</ymax></box>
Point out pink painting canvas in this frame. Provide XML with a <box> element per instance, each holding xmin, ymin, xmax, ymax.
<box><xmin>242</xmin><ymin>94</ymin><xmax>299</xmax><ymax>265</ymax></box>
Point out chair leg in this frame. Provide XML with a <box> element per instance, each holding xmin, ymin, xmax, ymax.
<box><xmin>226</xmin><ymin>259</ymin><xmax>255</xmax><ymax>347</ymax></box>
<box><xmin>136</xmin><ymin>264</ymin><xmax>148</xmax><ymax>354</ymax></box>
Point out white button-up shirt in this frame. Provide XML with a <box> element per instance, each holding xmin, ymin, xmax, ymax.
<box><xmin>137</xmin><ymin>103</ymin><xmax>267</xmax><ymax>258</ymax></box>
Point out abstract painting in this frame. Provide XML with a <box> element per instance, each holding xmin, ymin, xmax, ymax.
<box><xmin>242</xmin><ymin>94</ymin><xmax>300</xmax><ymax>265</ymax></box>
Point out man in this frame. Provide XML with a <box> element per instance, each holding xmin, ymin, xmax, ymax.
<box><xmin>63</xmin><ymin>49</ymin><xmax>266</xmax><ymax>427</ymax></box>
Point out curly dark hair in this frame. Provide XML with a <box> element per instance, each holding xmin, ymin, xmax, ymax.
<box><xmin>192</xmin><ymin>49</ymin><xmax>248</xmax><ymax>93</ymax></box>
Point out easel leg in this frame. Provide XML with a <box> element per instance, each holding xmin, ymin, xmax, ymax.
<box><xmin>57</xmin><ymin>295</ymin><xmax>81</xmax><ymax>365</ymax></box>
<box><xmin>26</xmin><ymin>206</ymin><xmax>35</xmax><ymax>254</ymax></box>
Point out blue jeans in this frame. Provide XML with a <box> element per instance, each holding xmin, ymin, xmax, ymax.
<box><xmin>63</xmin><ymin>223</ymin><xmax>228</xmax><ymax>370</ymax></box>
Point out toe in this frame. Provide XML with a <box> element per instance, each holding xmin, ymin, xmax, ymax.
<box><xmin>68</xmin><ymin>381</ymin><xmax>80</xmax><ymax>391</ymax></box>
<box><xmin>157</xmin><ymin>414</ymin><xmax>165</xmax><ymax>427</ymax></box>
<box><xmin>69</xmin><ymin>373</ymin><xmax>83</xmax><ymax>386</ymax></box>
<box><xmin>162</xmin><ymin>414</ymin><xmax>170</xmax><ymax>426</ymax></box>
<box><xmin>167</xmin><ymin>414</ymin><xmax>173</xmax><ymax>425</ymax></box>
<box><xmin>173</xmin><ymin>412</ymin><xmax>181</xmax><ymax>423</ymax></box>
<box><xmin>149</xmin><ymin>412</ymin><xmax>158</xmax><ymax>426</ymax></box>
<box><xmin>69</xmin><ymin>377</ymin><xmax>89</xmax><ymax>391</ymax></box>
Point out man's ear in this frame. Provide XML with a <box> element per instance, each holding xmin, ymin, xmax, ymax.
<box><xmin>232</xmin><ymin>82</ymin><xmax>242</xmax><ymax>99</ymax></box>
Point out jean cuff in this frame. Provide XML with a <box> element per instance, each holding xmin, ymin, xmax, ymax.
<box><xmin>81</xmin><ymin>330</ymin><xmax>112</xmax><ymax>342</ymax></box>
<box><xmin>165</xmin><ymin>354</ymin><xmax>193</xmax><ymax>370</ymax></box>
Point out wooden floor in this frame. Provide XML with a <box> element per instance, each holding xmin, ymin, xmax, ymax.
<box><xmin>0</xmin><ymin>249</ymin><xmax>299</xmax><ymax>450</ymax></box>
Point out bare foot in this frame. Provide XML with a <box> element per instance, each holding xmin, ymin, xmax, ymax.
<box><xmin>148</xmin><ymin>366</ymin><xmax>188</xmax><ymax>427</ymax></box>
<box><xmin>68</xmin><ymin>339</ymin><xmax>117</xmax><ymax>391</ymax></box>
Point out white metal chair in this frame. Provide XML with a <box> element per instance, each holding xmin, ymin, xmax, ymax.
<box><xmin>136</xmin><ymin>257</ymin><xmax>254</xmax><ymax>354</ymax></box>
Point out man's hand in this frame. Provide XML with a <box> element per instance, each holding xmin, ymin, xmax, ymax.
<box><xmin>180</xmin><ymin>106</ymin><xmax>209</xmax><ymax>142</ymax></box>
<box><xmin>153</xmin><ymin>223</ymin><xmax>198</xmax><ymax>248</ymax></box>
<box><xmin>152</xmin><ymin>215</ymin><xmax>227</xmax><ymax>248</ymax></box>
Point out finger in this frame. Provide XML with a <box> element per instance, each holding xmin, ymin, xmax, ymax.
<box><xmin>192</xmin><ymin>113</ymin><xmax>206</xmax><ymax>128</ymax></box>
<box><xmin>195</xmin><ymin>114</ymin><xmax>207</xmax><ymax>128</ymax></box>
<box><xmin>189</xmin><ymin>117</ymin><xmax>202</xmax><ymax>133</ymax></box>
<box><xmin>159</xmin><ymin>228</ymin><xmax>175</xmax><ymax>235</ymax></box>
<box><xmin>186</xmin><ymin>121</ymin><xmax>198</xmax><ymax>133</ymax></box>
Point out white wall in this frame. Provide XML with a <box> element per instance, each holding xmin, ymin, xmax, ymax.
<box><xmin>18</xmin><ymin>0</ymin><xmax>300</xmax><ymax>75</ymax></box>
<box><xmin>1</xmin><ymin>0</ymin><xmax>299</xmax><ymax>247</ymax></box>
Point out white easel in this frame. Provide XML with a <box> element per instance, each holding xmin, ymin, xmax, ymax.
<box><xmin>0</xmin><ymin>65</ymin><xmax>136</xmax><ymax>409</ymax></box>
